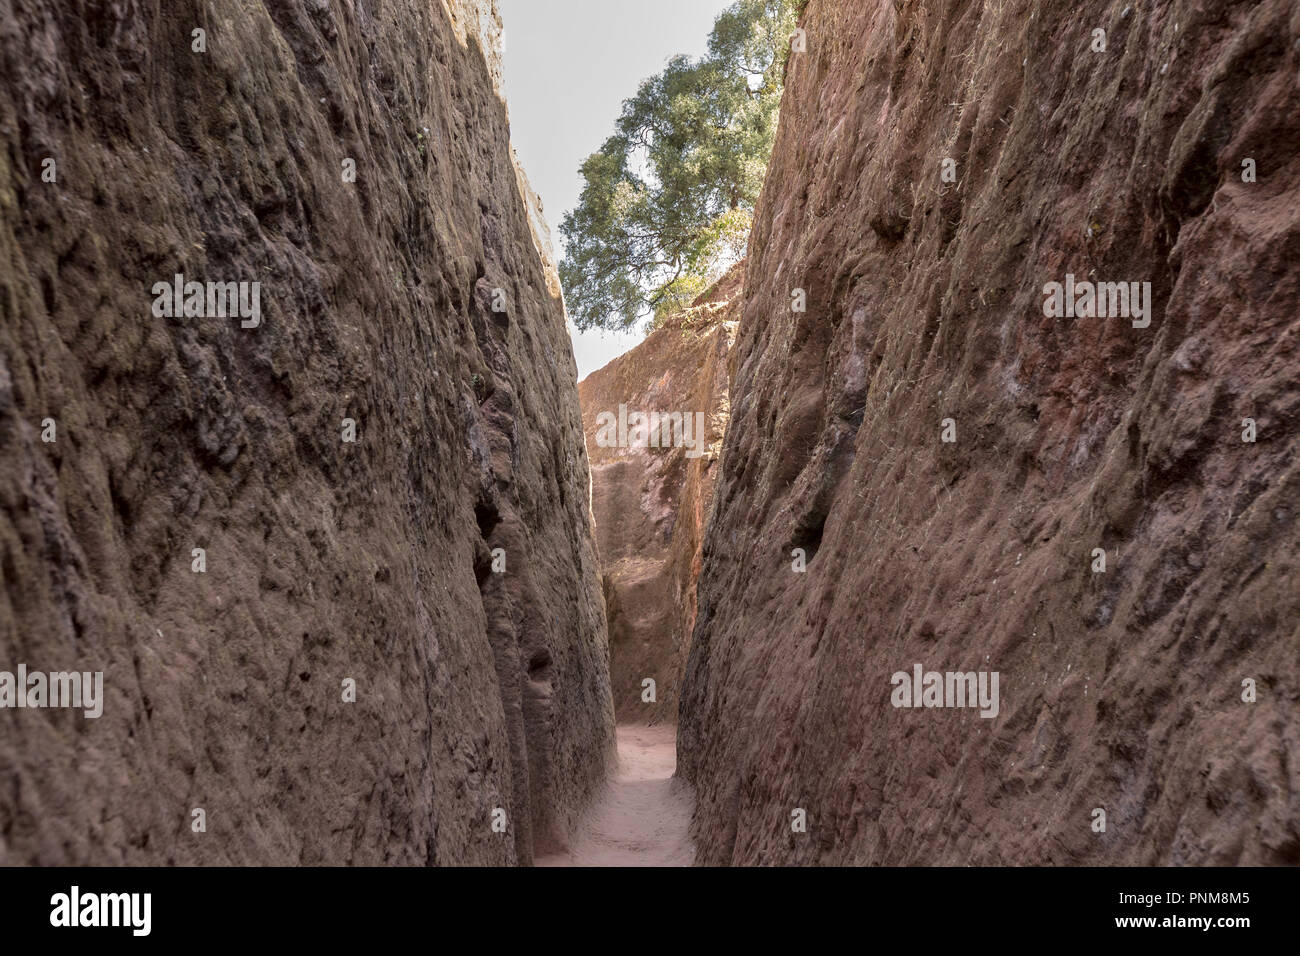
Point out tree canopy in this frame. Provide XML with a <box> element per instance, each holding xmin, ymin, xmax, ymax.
<box><xmin>559</xmin><ymin>0</ymin><xmax>798</xmax><ymax>331</ymax></box>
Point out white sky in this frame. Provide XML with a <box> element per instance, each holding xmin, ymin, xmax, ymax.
<box><xmin>500</xmin><ymin>0</ymin><xmax>737</xmax><ymax>380</ymax></box>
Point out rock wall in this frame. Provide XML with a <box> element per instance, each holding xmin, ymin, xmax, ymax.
<box><xmin>579</xmin><ymin>268</ymin><xmax>739</xmax><ymax>723</ymax></box>
<box><xmin>441</xmin><ymin>0</ymin><xmax>506</xmax><ymax>98</ymax></box>
<box><xmin>0</xmin><ymin>0</ymin><xmax>613</xmax><ymax>865</ymax></box>
<box><xmin>679</xmin><ymin>0</ymin><xmax>1298</xmax><ymax>864</ymax></box>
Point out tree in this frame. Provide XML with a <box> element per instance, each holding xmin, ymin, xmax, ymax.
<box><xmin>559</xmin><ymin>0</ymin><xmax>798</xmax><ymax>331</ymax></box>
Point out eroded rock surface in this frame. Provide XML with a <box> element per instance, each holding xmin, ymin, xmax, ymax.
<box><xmin>0</xmin><ymin>0</ymin><xmax>613</xmax><ymax>865</ymax></box>
<box><xmin>679</xmin><ymin>0</ymin><xmax>1298</xmax><ymax>865</ymax></box>
<box><xmin>579</xmin><ymin>268</ymin><xmax>739</xmax><ymax>723</ymax></box>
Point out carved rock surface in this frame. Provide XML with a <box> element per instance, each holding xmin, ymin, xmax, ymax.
<box><xmin>0</xmin><ymin>0</ymin><xmax>613</xmax><ymax>865</ymax></box>
<box><xmin>678</xmin><ymin>0</ymin><xmax>1298</xmax><ymax>865</ymax></box>
<box><xmin>580</xmin><ymin>267</ymin><xmax>739</xmax><ymax>723</ymax></box>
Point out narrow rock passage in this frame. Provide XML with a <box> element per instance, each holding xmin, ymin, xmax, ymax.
<box><xmin>538</xmin><ymin>725</ymin><xmax>694</xmax><ymax>867</ymax></box>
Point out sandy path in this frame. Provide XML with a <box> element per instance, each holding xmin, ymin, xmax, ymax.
<box><xmin>538</xmin><ymin>724</ymin><xmax>694</xmax><ymax>867</ymax></box>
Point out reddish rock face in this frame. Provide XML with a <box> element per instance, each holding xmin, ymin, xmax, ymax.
<box><xmin>0</xmin><ymin>0</ymin><xmax>612</xmax><ymax>865</ymax></box>
<box><xmin>678</xmin><ymin>0</ymin><xmax>1299</xmax><ymax>864</ymax></box>
<box><xmin>579</xmin><ymin>267</ymin><xmax>741</xmax><ymax>724</ymax></box>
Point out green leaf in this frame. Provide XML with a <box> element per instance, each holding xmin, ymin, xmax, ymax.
<box><xmin>559</xmin><ymin>0</ymin><xmax>797</xmax><ymax>331</ymax></box>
